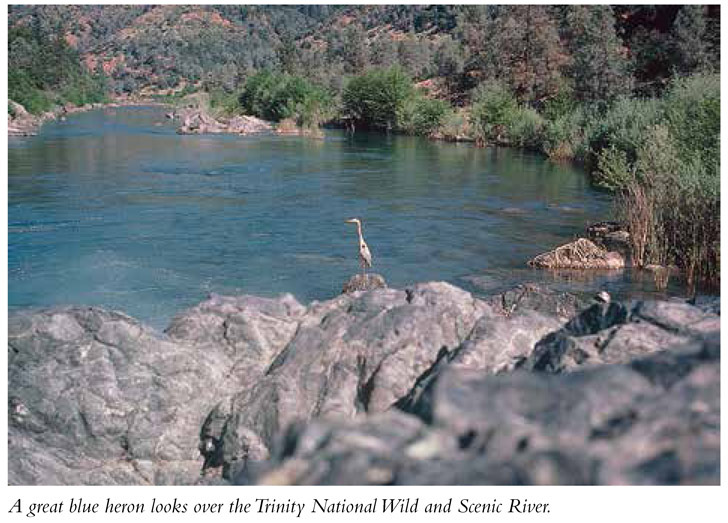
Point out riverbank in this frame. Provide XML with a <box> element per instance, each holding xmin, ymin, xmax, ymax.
<box><xmin>7</xmin><ymin>97</ymin><xmax>169</xmax><ymax>136</ymax></box>
<box><xmin>8</xmin><ymin>279</ymin><xmax>719</xmax><ymax>485</ymax></box>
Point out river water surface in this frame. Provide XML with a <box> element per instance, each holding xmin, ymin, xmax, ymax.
<box><xmin>8</xmin><ymin>106</ymin><xmax>691</xmax><ymax>329</ymax></box>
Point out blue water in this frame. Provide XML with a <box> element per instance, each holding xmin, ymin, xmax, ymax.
<box><xmin>8</xmin><ymin>106</ymin><xmax>688</xmax><ymax>329</ymax></box>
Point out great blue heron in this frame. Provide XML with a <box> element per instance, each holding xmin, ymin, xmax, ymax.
<box><xmin>345</xmin><ymin>218</ymin><xmax>372</xmax><ymax>275</ymax></box>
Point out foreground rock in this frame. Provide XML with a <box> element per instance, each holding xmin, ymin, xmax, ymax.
<box><xmin>248</xmin><ymin>315</ymin><xmax>719</xmax><ymax>485</ymax></box>
<box><xmin>7</xmin><ymin>281</ymin><xmax>720</xmax><ymax>485</ymax></box>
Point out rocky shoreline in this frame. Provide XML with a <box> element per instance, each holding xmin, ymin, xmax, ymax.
<box><xmin>8</xmin><ymin>279</ymin><xmax>719</xmax><ymax>485</ymax></box>
<box><xmin>7</xmin><ymin>98</ymin><xmax>167</xmax><ymax>137</ymax></box>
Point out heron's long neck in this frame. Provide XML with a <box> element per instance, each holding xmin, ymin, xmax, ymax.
<box><xmin>356</xmin><ymin>222</ymin><xmax>363</xmax><ymax>243</ymax></box>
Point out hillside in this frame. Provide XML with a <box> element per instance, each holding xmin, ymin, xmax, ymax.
<box><xmin>9</xmin><ymin>5</ymin><xmax>720</xmax><ymax>99</ymax></box>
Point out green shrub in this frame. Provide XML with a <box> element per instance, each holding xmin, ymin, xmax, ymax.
<box><xmin>469</xmin><ymin>81</ymin><xmax>518</xmax><ymax>144</ymax></box>
<box><xmin>342</xmin><ymin>67</ymin><xmax>414</xmax><ymax>131</ymax></box>
<box><xmin>435</xmin><ymin>110</ymin><xmax>471</xmax><ymax>140</ymax></box>
<box><xmin>663</xmin><ymin>73</ymin><xmax>720</xmax><ymax>177</ymax></box>
<box><xmin>397</xmin><ymin>94</ymin><xmax>449</xmax><ymax>136</ymax></box>
<box><xmin>238</xmin><ymin>71</ymin><xmax>331</xmax><ymax>124</ymax></box>
<box><xmin>542</xmin><ymin>110</ymin><xmax>586</xmax><ymax>160</ymax></box>
<box><xmin>584</xmin><ymin>96</ymin><xmax>662</xmax><ymax>164</ymax></box>
<box><xmin>506</xmin><ymin>106</ymin><xmax>544</xmax><ymax>149</ymax></box>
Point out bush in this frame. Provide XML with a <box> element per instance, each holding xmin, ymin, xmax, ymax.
<box><xmin>342</xmin><ymin>67</ymin><xmax>414</xmax><ymax>131</ymax></box>
<box><xmin>469</xmin><ymin>81</ymin><xmax>518</xmax><ymax>145</ymax></box>
<box><xmin>602</xmin><ymin>114</ymin><xmax>719</xmax><ymax>287</ymax></box>
<box><xmin>506</xmin><ymin>106</ymin><xmax>544</xmax><ymax>149</ymax></box>
<box><xmin>584</xmin><ymin>96</ymin><xmax>662</xmax><ymax>165</ymax></box>
<box><xmin>663</xmin><ymin>73</ymin><xmax>720</xmax><ymax>177</ymax></box>
<box><xmin>397</xmin><ymin>94</ymin><xmax>449</xmax><ymax>136</ymax></box>
<box><xmin>239</xmin><ymin>71</ymin><xmax>331</xmax><ymax>124</ymax></box>
<box><xmin>435</xmin><ymin>110</ymin><xmax>471</xmax><ymax>141</ymax></box>
<box><xmin>542</xmin><ymin>109</ymin><xmax>586</xmax><ymax>160</ymax></box>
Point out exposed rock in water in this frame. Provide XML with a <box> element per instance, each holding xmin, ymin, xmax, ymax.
<box><xmin>587</xmin><ymin>221</ymin><xmax>632</xmax><ymax>262</ymax></box>
<box><xmin>8</xmin><ymin>100</ymin><xmax>41</xmax><ymax>136</ymax></box>
<box><xmin>176</xmin><ymin>109</ymin><xmax>272</xmax><ymax>135</ymax></box>
<box><xmin>342</xmin><ymin>273</ymin><xmax>387</xmax><ymax>293</ymax></box>
<box><xmin>529</xmin><ymin>238</ymin><xmax>625</xmax><ymax>269</ymax></box>
<box><xmin>7</xmin><ymin>281</ymin><xmax>719</xmax><ymax>485</ymax></box>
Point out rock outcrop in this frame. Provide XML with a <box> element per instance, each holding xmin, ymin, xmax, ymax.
<box><xmin>176</xmin><ymin>108</ymin><xmax>273</xmax><ymax>135</ymax></box>
<box><xmin>7</xmin><ymin>280</ymin><xmax>720</xmax><ymax>485</ymax></box>
<box><xmin>529</xmin><ymin>238</ymin><xmax>625</xmax><ymax>270</ymax></box>
<box><xmin>248</xmin><ymin>305</ymin><xmax>719</xmax><ymax>485</ymax></box>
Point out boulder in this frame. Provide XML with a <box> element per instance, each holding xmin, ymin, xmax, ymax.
<box><xmin>8</xmin><ymin>307</ymin><xmax>218</xmax><ymax>484</ymax></box>
<box><xmin>200</xmin><ymin>282</ymin><xmax>490</xmax><ymax>480</ymax></box>
<box><xmin>520</xmin><ymin>300</ymin><xmax>719</xmax><ymax>373</ymax></box>
<box><xmin>528</xmin><ymin>238</ymin><xmax>625</xmax><ymax>269</ymax></box>
<box><xmin>484</xmin><ymin>283</ymin><xmax>592</xmax><ymax>321</ymax></box>
<box><xmin>8</xmin><ymin>281</ymin><xmax>720</xmax><ymax>486</ymax></box>
<box><xmin>249</xmin><ymin>329</ymin><xmax>719</xmax><ymax>485</ymax></box>
<box><xmin>227</xmin><ymin>115</ymin><xmax>273</xmax><ymax>135</ymax></box>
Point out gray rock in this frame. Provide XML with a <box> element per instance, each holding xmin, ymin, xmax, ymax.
<box><xmin>485</xmin><ymin>283</ymin><xmax>592</xmax><ymax>321</ymax></box>
<box><xmin>521</xmin><ymin>300</ymin><xmax>720</xmax><ymax>373</ymax></box>
<box><xmin>8</xmin><ymin>293</ymin><xmax>304</xmax><ymax>485</ymax></box>
<box><xmin>250</xmin><ymin>332</ymin><xmax>718</xmax><ymax>485</ymax></box>
<box><xmin>8</xmin><ymin>307</ymin><xmax>214</xmax><ymax>484</ymax></box>
<box><xmin>202</xmin><ymin>282</ymin><xmax>490</xmax><ymax>480</ymax></box>
<box><xmin>342</xmin><ymin>273</ymin><xmax>387</xmax><ymax>294</ymax></box>
<box><xmin>8</xmin><ymin>281</ymin><xmax>720</xmax><ymax>486</ymax></box>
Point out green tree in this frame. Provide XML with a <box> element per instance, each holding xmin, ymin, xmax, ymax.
<box><xmin>370</xmin><ymin>36</ymin><xmax>398</xmax><ymax>68</ymax></box>
<box><xmin>469</xmin><ymin>80</ymin><xmax>518</xmax><ymax>144</ymax></box>
<box><xmin>565</xmin><ymin>6</ymin><xmax>632</xmax><ymax>104</ymax></box>
<box><xmin>672</xmin><ymin>5</ymin><xmax>713</xmax><ymax>75</ymax></box>
<box><xmin>485</xmin><ymin>6</ymin><xmax>566</xmax><ymax>104</ymax></box>
<box><xmin>434</xmin><ymin>35</ymin><xmax>464</xmax><ymax>86</ymax></box>
<box><xmin>342</xmin><ymin>67</ymin><xmax>414</xmax><ymax>131</ymax></box>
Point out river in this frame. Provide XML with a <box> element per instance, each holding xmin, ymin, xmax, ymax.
<box><xmin>8</xmin><ymin>106</ymin><xmax>691</xmax><ymax>329</ymax></box>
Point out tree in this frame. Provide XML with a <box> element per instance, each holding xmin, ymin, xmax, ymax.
<box><xmin>342</xmin><ymin>67</ymin><xmax>413</xmax><ymax>131</ymax></box>
<box><xmin>397</xmin><ymin>35</ymin><xmax>432</xmax><ymax>79</ymax></box>
<box><xmin>672</xmin><ymin>5</ymin><xmax>712</xmax><ymax>75</ymax></box>
<box><xmin>485</xmin><ymin>6</ymin><xmax>567</xmax><ymax>104</ymax></box>
<box><xmin>565</xmin><ymin>6</ymin><xmax>632</xmax><ymax>103</ymax></box>
<box><xmin>341</xmin><ymin>23</ymin><xmax>369</xmax><ymax>74</ymax></box>
<box><xmin>434</xmin><ymin>35</ymin><xmax>464</xmax><ymax>78</ymax></box>
<box><xmin>370</xmin><ymin>36</ymin><xmax>398</xmax><ymax>68</ymax></box>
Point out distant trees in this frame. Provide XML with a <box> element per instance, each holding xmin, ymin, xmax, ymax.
<box><xmin>8</xmin><ymin>24</ymin><xmax>107</xmax><ymax>113</ymax></box>
<box><xmin>9</xmin><ymin>4</ymin><xmax>720</xmax><ymax>104</ymax></box>
<box><xmin>565</xmin><ymin>6</ymin><xmax>632</xmax><ymax>104</ymax></box>
<box><xmin>672</xmin><ymin>5</ymin><xmax>713</xmax><ymax>75</ymax></box>
<box><xmin>485</xmin><ymin>6</ymin><xmax>567</xmax><ymax>104</ymax></box>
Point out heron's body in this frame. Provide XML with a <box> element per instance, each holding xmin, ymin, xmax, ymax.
<box><xmin>346</xmin><ymin>218</ymin><xmax>373</xmax><ymax>273</ymax></box>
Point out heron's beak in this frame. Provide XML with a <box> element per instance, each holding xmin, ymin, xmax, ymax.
<box><xmin>345</xmin><ymin>219</ymin><xmax>355</xmax><ymax>224</ymax></box>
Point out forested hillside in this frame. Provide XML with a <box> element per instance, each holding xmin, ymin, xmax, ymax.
<box><xmin>8</xmin><ymin>5</ymin><xmax>720</xmax><ymax>99</ymax></box>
